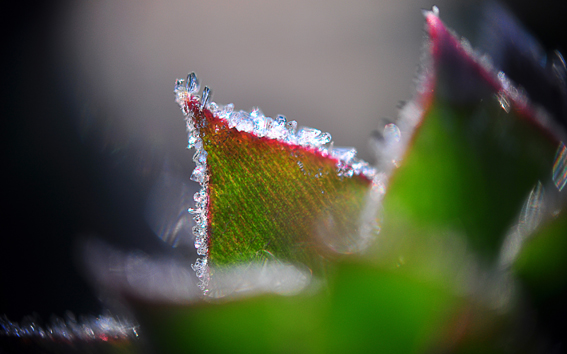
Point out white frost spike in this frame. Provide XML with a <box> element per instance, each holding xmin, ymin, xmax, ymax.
<box><xmin>253</xmin><ymin>116</ymin><xmax>268</xmax><ymax>136</ymax></box>
<box><xmin>188</xmin><ymin>207</ymin><xmax>200</xmax><ymax>214</ymax></box>
<box><xmin>432</xmin><ymin>5</ymin><xmax>439</xmax><ymax>16</ymax></box>
<box><xmin>422</xmin><ymin>5</ymin><xmax>439</xmax><ymax>18</ymax></box>
<box><xmin>193</xmin><ymin>149</ymin><xmax>207</xmax><ymax>165</ymax></box>
<box><xmin>297</xmin><ymin>127</ymin><xmax>322</xmax><ymax>146</ymax></box>
<box><xmin>175</xmin><ymin>78</ymin><xmax>185</xmax><ymax>92</ymax></box>
<box><xmin>187</xmin><ymin>135</ymin><xmax>198</xmax><ymax>149</ymax></box>
<box><xmin>284</xmin><ymin>120</ymin><xmax>298</xmax><ymax>144</ymax></box>
<box><xmin>236</xmin><ymin>112</ymin><xmax>254</xmax><ymax>133</ymax></box>
<box><xmin>250</xmin><ymin>107</ymin><xmax>264</xmax><ymax>119</ymax></box>
<box><xmin>313</xmin><ymin>132</ymin><xmax>332</xmax><ymax>146</ymax></box>
<box><xmin>190</xmin><ymin>165</ymin><xmax>207</xmax><ymax>183</ymax></box>
<box><xmin>295</xmin><ymin>127</ymin><xmax>331</xmax><ymax>147</ymax></box>
<box><xmin>186</xmin><ymin>72</ymin><xmax>200</xmax><ymax>93</ymax></box>
<box><xmin>331</xmin><ymin>147</ymin><xmax>357</xmax><ymax>164</ymax></box>
<box><xmin>220</xmin><ymin>103</ymin><xmax>234</xmax><ymax>120</ymax></box>
<box><xmin>228</xmin><ymin>110</ymin><xmax>242</xmax><ymax>129</ymax></box>
<box><xmin>201</xmin><ymin>86</ymin><xmax>211</xmax><ymax>109</ymax></box>
<box><xmin>251</xmin><ymin>108</ymin><xmax>268</xmax><ymax>136</ymax></box>
<box><xmin>266</xmin><ymin>115</ymin><xmax>289</xmax><ymax>140</ymax></box>
<box><xmin>208</xmin><ymin>102</ymin><xmax>221</xmax><ymax>115</ymax></box>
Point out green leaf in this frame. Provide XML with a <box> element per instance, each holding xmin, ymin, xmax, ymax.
<box><xmin>380</xmin><ymin>14</ymin><xmax>559</xmax><ymax>263</ymax></box>
<box><xmin>514</xmin><ymin>212</ymin><xmax>567</xmax><ymax>300</ymax></box>
<box><xmin>176</xmin><ymin>86</ymin><xmax>374</xmax><ymax>287</ymax></box>
<box><xmin>133</xmin><ymin>261</ymin><xmax>459</xmax><ymax>354</ymax></box>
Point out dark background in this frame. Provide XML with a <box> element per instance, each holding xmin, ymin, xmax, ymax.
<box><xmin>2</xmin><ymin>0</ymin><xmax>566</xmax><ymax>323</ymax></box>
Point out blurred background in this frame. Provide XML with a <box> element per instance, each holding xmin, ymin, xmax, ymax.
<box><xmin>2</xmin><ymin>0</ymin><xmax>566</xmax><ymax>323</ymax></box>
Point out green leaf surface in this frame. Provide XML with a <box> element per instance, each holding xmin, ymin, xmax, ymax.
<box><xmin>179</xmin><ymin>95</ymin><xmax>372</xmax><ymax>274</ymax></box>
<box><xmin>380</xmin><ymin>14</ymin><xmax>558</xmax><ymax>263</ymax></box>
<box><xmin>134</xmin><ymin>262</ymin><xmax>458</xmax><ymax>354</ymax></box>
<box><xmin>514</xmin><ymin>212</ymin><xmax>567</xmax><ymax>299</ymax></box>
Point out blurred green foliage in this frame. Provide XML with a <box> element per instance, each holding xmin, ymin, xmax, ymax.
<box><xmin>127</xmin><ymin>15</ymin><xmax>567</xmax><ymax>354</ymax></box>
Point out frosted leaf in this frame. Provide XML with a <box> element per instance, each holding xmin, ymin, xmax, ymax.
<box><xmin>186</xmin><ymin>72</ymin><xmax>200</xmax><ymax>93</ymax></box>
<box><xmin>175</xmin><ymin>72</ymin><xmax>378</xmax><ymax>293</ymax></box>
<box><xmin>553</xmin><ymin>141</ymin><xmax>567</xmax><ymax>191</ymax></box>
